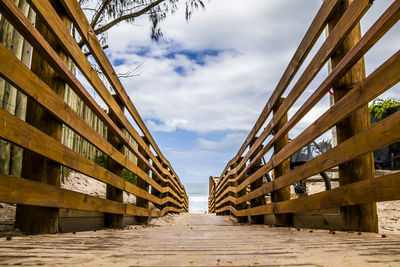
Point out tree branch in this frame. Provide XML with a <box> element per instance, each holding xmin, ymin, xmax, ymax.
<box><xmin>90</xmin><ymin>0</ymin><xmax>111</xmax><ymax>29</ymax></box>
<box><xmin>94</xmin><ymin>0</ymin><xmax>166</xmax><ymax>35</ymax></box>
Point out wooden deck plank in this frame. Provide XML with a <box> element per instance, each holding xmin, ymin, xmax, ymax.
<box><xmin>1</xmin><ymin>214</ymin><xmax>399</xmax><ymax>266</ymax></box>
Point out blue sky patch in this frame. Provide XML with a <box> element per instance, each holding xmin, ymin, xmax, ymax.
<box><xmin>174</xmin><ymin>66</ymin><xmax>186</xmax><ymax>76</ymax></box>
<box><xmin>113</xmin><ymin>58</ymin><xmax>126</xmax><ymax>66</ymax></box>
<box><xmin>165</xmin><ymin>49</ymin><xmax>223</xmax><ymax>66</ymax></box>
<box><xmin>126</xmin><ymin>45</ymin><xmax>151</xmax><ymax>56</ymax></box>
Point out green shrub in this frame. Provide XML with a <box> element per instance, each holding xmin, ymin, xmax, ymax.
<box><xmin>122</xmin><ymin>169</ymin><xmax>137</xmax><ymax>185</ymax></box>
<box><xmin>369</xmin><ymin>98</ymin><xmax>400</xmax><ymax>120</ymax></box>
<box><xmin>94</xmin><ymin>153</ymin><xmax>107</xmax><ymax>168</ymax></box>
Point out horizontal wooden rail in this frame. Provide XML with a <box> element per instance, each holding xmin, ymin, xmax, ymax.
<box><xmin>0</xmin><ymin>175</ymin><xmax>164</xmax><ymax>217</ymax></box>
<box><xmin>22</xmin><ymin>0</ymin><xmax>185</xmax><ymax>199</ymax></box>
<box><xmin>0</xmin><ymin>0</ymin><xmax>188</xmax><ymax>208</ymax></box>
<box><xmin>0</xmin><ymin>0</ymin><xmax>187</xmax><ymax>233</ymax></box>
<box><xmin>210</xmin><ymin>0</ymin><xmax>400</xmax><ymax>233</ymax></box>
<box><xmin>215</xmin><ymin>47</ymin><xmax>400</xmax><ymax>207</ymax></box>
<box><xmin>0</xmin><ymin>174</ymin><xmax>182</xmax><ymax>217</ymax></box>
<box><xmin>215</xmin><ymin>0</ymin><xmax>372</xmax><ymax>196</ymax></box>
<box><xmin>218</xmin><ymin>172</ymin><xmax>400</xmax><ymax>216</ymax></box>
<box><xmin>58</xmin><ymin>0</ymin><xmax>184</xmax><ymax>191</ymax></box>
<box><xmin>219</xmin><ymin>0</ymin><xmax>341</xmax><ymax>179</ymax></box>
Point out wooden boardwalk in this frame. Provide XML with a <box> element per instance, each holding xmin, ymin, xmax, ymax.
<box><xmin>1</xmin><ymin>214</ymin><xmax>399</xmax><ymax>266</ymax></box>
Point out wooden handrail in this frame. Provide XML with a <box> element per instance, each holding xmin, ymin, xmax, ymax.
<box><xmin>0</xmin><ymin>0</ymin><xmax>187</xmax><ymax>233</ymax></box>
<box><xmin>210</xmin><ymin>0</ymin><xmax>400</xmax><ymax>232</ymax></box>
<box><xmin>214</xmin><ymin>0</ymin><xmax>370</xmax><ymax>197</ymax></box>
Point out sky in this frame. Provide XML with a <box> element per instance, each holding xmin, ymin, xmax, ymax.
<box><xmin>94</xmin><ymin>0</ymin><xmax>400</xmax><ymax>185</ymax></box>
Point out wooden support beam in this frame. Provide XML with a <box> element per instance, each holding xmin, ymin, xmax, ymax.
<box><xmin>106</xmin><ymin>94</ymin><xmax>125</xmax><ymax>228</ymax></box>
<box><xmin>221</xmin><ymin>0</ymin><xmax>340</xmax><ymax>179</ymax></box>
<box><xmin>230</xmin><ymin>163</ymin><xmax>239</xmax><ymax>216</ymax></box>
<box><xmin>248</xmin><ymin>138</ymin><xmax>266</xmax><ymax>224</ymax></box>
<box><xmin>233</xmin><ymin>172</ymin><xmax>400</xmax><ymax>217</ymax></box>
<box><xmin>272</xmin><ymin>98</ymin><xmax>292</xmax><ymax>226</ymax></box>
<box><xmin>228</xmin><ymin>47</ymin><xmax>400</xmax><ymax>208</ymax></box>
<box><xmin>214</xmin><ymin>0</ymin><xmax>371</xmax><ymax>198</ymax></box>
<box><xmin>24</xmin><ymin>0</ymin><xmax>184</xmax><ymax>198</ymax></box>
<box><xmin>208</xmin><ymin>176</ymin><xmax>215</xmax><ymax>213</ymax></box>
<box><xmin>14</xmin><ymin>0</ymin><xmax>70</xmax><ymax>234</ymax></box>
<box><xmin>326</xmin><ymin>0</ymin><xmax>378</xmax><ymax>233</ymax></box>
<box><xmin>136</xmin><ymin>137</ymin><xmax>150</xmax><ymax>223</ymax></box>
<box><xmin>0</xmin><ymin>0</ymin><xmax>183</xmax><ymax>199</ymax></box>
<box><xmin>57</xmin><ymin>0</ymin><xmax>185</xmax><ymax>195</ymax></box>
<box><xmin>152</xmin><ymin>157</ymin><xmax>164</xmax><ymax>211</ymax></box>
<box><xmin>0</xmin><ymin>174</ymin><xmax>160</xmax><ymax>217</ymax></box>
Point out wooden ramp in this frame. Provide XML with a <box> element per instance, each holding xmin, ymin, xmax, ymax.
<box><xmin>1</xmin><ymin>214</ymin><xmax>400</xmax><ymax>266</ymax></box>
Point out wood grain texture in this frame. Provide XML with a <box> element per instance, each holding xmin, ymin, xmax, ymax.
<box><xmin>58</xmin><ymin>0</ymin><xmax>185</xmax><ymax>194</ymax></box>
<box><xmin>327</xmin><ymin>0</ymin><xmax>377</xmax><ymax>233</ymax></box>
<box><xmin>215</xmin><ymin>0</ymin><xmax>371</xmax><ymax>198</ymax></box>
<box><xmin>0</xmin><ymin>108</ymin><xmax>169</xmax><ymax>205</ymax></box>
<box><xmin>216</xmin><ymin>49</ymin><xmax>400</xmax><ymax>206</ymax></box>
<box><xmin>24</xmin><ymin>0</ymin><xmax>186</xmax><ymax>200</ymax></box>
<box><xmin>0</xmin><ymin>174</ymin><xmax>160</xmax><ymax>217</ymax></box>
<box><xmin>0</xmin><ymin>0</ymin><xmax>186</xmax><ymax>205</ymax></box>
<box><xmin>219</xmin><ymin>0</ymin><xmax>341</xmax><ymax>180</ymax></box>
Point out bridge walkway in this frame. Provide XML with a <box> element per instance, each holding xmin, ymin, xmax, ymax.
<box><xmin>1</xmin><ymin>214</ymin><xmax>400</xmax><ymax>266</ymax></box>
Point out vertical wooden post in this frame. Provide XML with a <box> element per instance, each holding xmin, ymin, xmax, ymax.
<box><xmin>168</xmin><ymin>170</ymin><xmax>177</xmax><ymax>213</ymax></box>
<box><xmin>249</xmin><ymin>137</ymin><xmax>266</xmax><ymax>224</ymax></box>
<box><xmin>209</xmin><ymin>176</ymin><xmax>214</xmax><ymax>213</ymax></box>
<box><xmin>0</xmin><ymin>0</ymin><xmax>33</xmax><ymax>177</ymax></box>
<box><xmin>326</xmin><ymin>0</ymin><xmax>378</xmax><ymax>232</ymax></box>
<box><xmin>229</xmin><ymin>162</ymin><xmax>238</xmax><ymax>217</ymax></box>
<box><xmin>14</xmin><ymin>0</ymin><xmax>71</xmax><ymax>234</ymax></box>
<box><xmin>272</xmin><ymin>98</ymin><xmax>292</xmax><ymax>226</ymax></box>
<box><xmin>105</xmin><ymin>94</ymin><xmax>124</xmax><ymax>228</ymax></box>
<box><xmin>236</xmin><ymin>157</ymin><xmax>248</xmax><ymax>223</ymax></box>
<box><xmin>136</xmin><ymin>138</ymin><xmax>150</xmax><ymax>223</ymax></box>
<box><xmin>151</xmin><ymin>157</ymin><xmax>164</xmax><ymax>211</ymax></box>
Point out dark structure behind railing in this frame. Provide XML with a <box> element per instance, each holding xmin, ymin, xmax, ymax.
<box><xmin>0</xmin><ymin>0</ymin><xmax>188</xmax><ymax>234</ymax></box>
<box><xmin>209</xmin><ymin>0</ymin><xmax>400</xmax><ymax>233</ymax></box>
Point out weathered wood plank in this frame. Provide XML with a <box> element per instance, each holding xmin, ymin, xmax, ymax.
<box><xmin>24</xmin><ymin>0</ymin><xmax>185</xmax><ymax>198</ymax></box>
<box><xmin>215</xmin><ymin>0</ymin><xmax>371</xmax><ymax>197</ymax></box>
<box><xmin>0</xmin><ymin>174</ymin><xmax>160</xmax><ymax>217</ymax></box>
<box><xmin>0</xmin><ymin>43</ymin><xmax>170</xmax><ymax>204</ymax></box>
<box><xmin>219</xmin><ymin>49</ymin><xmax>400</xmax><ymax>206</ymax></box>
<box><xmin>271</xmin><ymin>98</ymin><xmax>291</xmax><ymax>225</ymax></box>
<box><xmin>237</xmin><ymin>91</ymin><xmax>400</xmax><ymax>206</ymax></box>
<box><xmin>0</xmin><ymin>108</ymin><xmax>169</xmax><ymax>206</ymax></box>
<box><xmin>14</xmin><ymin>0</ymin><xmax>71</xmax><ymax>234</ymax></box>
<box><xmin>220</xmin><ymin>0</ymin><xmax>340</xmax><ymax>179</ymax></box>
<box><xmin>234</xmin><ymin>172</ymin><xmax>400</xmax><ymax>217</ymax></box>
<box><xmin>326</xmin><ymin>0</ymin><xmax>377</xmax><ymax>232</ymax></box>
<box><xmin>59</xmin><ymin>0</ymin><xmax>185</xmax><ymax>194</ymax></box>
<box><xmin>0</xmin><ymin>0</ymin><xmax>186</xmax><ymax>205</ymax></box>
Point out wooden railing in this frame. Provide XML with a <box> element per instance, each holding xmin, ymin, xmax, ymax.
<box><xmin>0</xmin><ymin>0</ymin><xmax>187</xmax><ymax>233</ymax></box>
<box><xmin>209</xmin><ymin>0</ymin><xmax>400</xmax><ymax>232</ymax></box>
